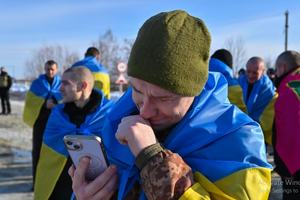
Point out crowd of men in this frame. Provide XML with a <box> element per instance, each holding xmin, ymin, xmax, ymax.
<box><xmin>1</xmin><ymin>9</ymin><xmax>299</xmax><ymax>200</ymax></box>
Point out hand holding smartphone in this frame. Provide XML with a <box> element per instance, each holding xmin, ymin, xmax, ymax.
<box><xmin>63</xmin><ymin>135</ymin><xmax>109</xmax><ymax>182</ymax></box>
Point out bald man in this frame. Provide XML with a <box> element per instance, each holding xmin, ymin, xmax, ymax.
<box><xmin>273</xmin><ymin>50</ymin><xmax>300</xmax><ymax>199</ymax></box>
<box><xmin>238</xmin><ymin>57</ymin><xmax>277</xmax><ymax>146</ymax></box>
<box><xmin>34</xmin><ymin>66</ymin><xmax>114</xmax><ymax>200</ymax></box>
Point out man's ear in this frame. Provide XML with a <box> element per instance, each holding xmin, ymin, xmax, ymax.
<box><xmin>81</xmin><ymin>81</ymin><xmax>88</xmax><ymax>91</ymax></box>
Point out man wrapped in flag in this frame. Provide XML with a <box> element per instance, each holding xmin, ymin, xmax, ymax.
<box><xmin>23</xmin><ymin>60</ymin><xmax>62</xmax><ymax>188</ymax></box>
<box><xmin>70</xmin><ymin>10</ymin><xmax>272</xmax><ymax>200</ymax></box>
<box><xmin>34</xmin><ymin>66</ymin><xmax>114</xmax><ymax>200</ymax></box>
<box><xmin>238</xmin><ymin>57</ymin><xmax>277</xmax><ymax>146</ymax></box>
<box><xmin>209</xmin><ymin>49</ymin><xmax>247</xmax><ymax>114</ymax></box>
<box><xmin>273</xmin><ymin>50</ymin><xmax>300</xmax><ymax>199</ymax></box>
<box><xmin>71</xmin><ymin>47</ymin><xmax>110</xmax><ymax>99</ymax></box>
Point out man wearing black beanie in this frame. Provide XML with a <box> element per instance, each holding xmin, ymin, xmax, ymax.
<box><xmin>211</xmin><ymin>49</ymin><xmax>233</xmax><ymax>69</ymax></box>
<box><xmin>209</xmin><ymin>49</ymin><xmax>247</xmax><ymax>113</ymax></box>
<box><xmin>267</xmin><ymin>68</ymin><xmax>276</xmax><ymax>84</ymax></box>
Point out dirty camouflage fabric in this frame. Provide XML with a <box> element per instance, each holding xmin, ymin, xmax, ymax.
<box><xmin>119</xmin><ymin>149</ymin><xmax>194</xmax><ymax>200</ymax></box>
<box><xmin>121</xmin><ymin>181</ymin><xmax>141</xmax><ymax>200</ymax></box>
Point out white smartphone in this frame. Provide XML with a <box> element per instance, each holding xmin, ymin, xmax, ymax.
<box><xmin>63</xmin><ymin>135</ymin><xmax>109</xmax><ymax>182</ymax></box>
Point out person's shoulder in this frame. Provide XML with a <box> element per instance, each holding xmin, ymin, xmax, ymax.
<box><xmin>260</xmin><ymin>75</ymin><xmax>275</xmax><ymax>91</ymax></box>
<box><xmin>228</xmin><ymin>80</ymin><xmax>242</xmax><ymax>89</ymax></box>
<box><xmin>31</xmin><ymin>74</ymin><xmax>45</xmax><ymax>84</ymax></box>
<box><xmin>93</xmin><ymin>89</ymin><xmax>114</xmax><ymax>106</ymax></box>
<box><xmin>102</xmin><ymin>97</ymin><xmax>114</xmax><ymax>107</ymax></box>
<box><xmin>1</xmin><ymin>72</ymin><xmax>9</xmax><ymax>77</ymax></box>
<box><xmin>71</xmin><ymin>59</ymin><xmax>84</xmax><ymax>67</ymax></box>
<box><xmin>283</xmin><ymin>78</ymin><xmax>300</xmax><ymax>92</ymax></box>
<box><xmin>237</xmin><ymin>74</ymin><xmax>246</xmax><ymax>85</ymax></box>
<box><xmin>98</xmin><ymin>63</ymin><xmax>108</xmax><ymax>72</ymax></box>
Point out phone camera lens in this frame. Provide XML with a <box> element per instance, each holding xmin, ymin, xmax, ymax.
<box><xmin>66</xmin><ymin>141</ymin><xmax>73</xmax><ymax>145</ymax></box>
<box><xmin>74</xmin><ymin>145</ymin><xmax>80</xmax><ymax>149</ymax></box>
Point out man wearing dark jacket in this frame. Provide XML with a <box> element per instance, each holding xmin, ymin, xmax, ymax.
<box><xmin>34</xmin><ymin>66</ymin><xmax>114</xmax><ymax>200</ymax></box>
<box><xmin>0</xmin><ymin>67</ymin><xmax>12</xmax><ymax>114</ymax></box>
<box><xmin>267</xmin><ymin>68</ymin><xmax>276</xmax><ymax>84</ymax></box>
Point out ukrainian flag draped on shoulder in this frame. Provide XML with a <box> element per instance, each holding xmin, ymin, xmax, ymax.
<box><xmin>72</xmin><ymin>56</ymin><xmax>110</xmax><ymax>99</ymax></box>
<box><xmin>209</xmin><ymin>58</ymin><xmax>247</xmax><ymax>114</ymax></box>
<box><xmin>34</xmin><ymin>90</ymin><xmax>114</xmax><ymax>200</ymax></box>
<box><xmin>102</xmin><ymin>72</ymin><xmax>272</xmax><ymax>200</ymax></box>
<box><xmin>23</xmin><ymin>74</ymin><xmax>62</xmax><ymax>127</ymax></box>
<box><xmin>238</xmin><ymin>74</ymin><xmax>277</xmax><ymax>145</ymax></box>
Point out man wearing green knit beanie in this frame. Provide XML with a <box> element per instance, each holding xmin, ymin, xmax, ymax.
<box><xmin>127</xmin><ymin>10</ymin><xmax>210</xmax><ymax>96</ymax></box>
<box><xmin>70</xmin><ymin>10</ymin><xmax>272</xmax><ymax>200</ymax></box>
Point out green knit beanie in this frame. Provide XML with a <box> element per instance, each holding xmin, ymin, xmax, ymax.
<box><xmin>127</xmin><ymin>10</ymin><xmax>211</xmax><ymax>96</ymax></box>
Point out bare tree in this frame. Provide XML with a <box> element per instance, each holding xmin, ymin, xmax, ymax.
<box><xmin>25</xmin><ymin>44</ymin><xmax>80</xmax><ymax>79</ymax></box>
<box><xmin>224</xmin><ymin>36</ymin><xmax>247</xmax><ymax>77</ymax></box>
<box><xmin>121</xmin><ymin>38</ymin><xmax>135</xmax><ymax>90</ymax></box>
<box><xmin>92</xmin><ymin>29</ymin><xmax>134</xmax><ymax>90</ymax></box>
<box><xmin>264</xmin><ymin>56</ymin><xmax>275</xmax><ymax>70</ymax></box>
<box><xmin>92</xmin><ymin>30</ymin><xmax>121</xmax><ymax>83</ymax></box>
<box><xmin>123</xmin><ymin>38</ymin><xmax>135</xmax><ymax>61</ymax></box>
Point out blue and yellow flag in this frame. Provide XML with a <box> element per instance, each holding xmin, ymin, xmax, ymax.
<box><xmin>72</xmin><ymin>56</ymin><xmax>110</xmax><ymax>99</ymax></box>
<box><xmin>23</xmin><ymin>74</ymin><xmax>62</xmax><ymax>127</ymax></box>
<box><xmin>34</xmin><ymin>90</ymin><xmax>114</xmax><ymax>200</ymax></box>
<box><xmin>209</xmin><ymin>58</ymin><xmax>247</xmax><ymax>114</ymax></box>
<box><xmin>238</xmin><ymin>74</ymin><xmax>277</xmax><ymax>145</ymax></box>
<box><xmin>102</xmin><ymin>72</ymin><xmax>272</xmax><ymax>200</ymax></box>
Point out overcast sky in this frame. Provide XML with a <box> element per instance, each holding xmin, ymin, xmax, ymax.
<box><xmin>1</xmin><ymin>0</ymin><xmax>300</xmax><ymax>78</ymax></box>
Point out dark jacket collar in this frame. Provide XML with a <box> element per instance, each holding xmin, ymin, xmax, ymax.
<box><xmin>275</xmin><ymin>68</ymin><xmax>296</xmax><ymax>88</ymax></box>
<box><xmin>0</xmin><ymin>71</ymin><xmax>8</xmax><ymax>76</ymax></box>
<box><xmin>46</xmin><ymin>75</ymin><xmax>54</xmax><ymax>85</ymax></box>
<box><xmin>63</xmin><ymin>89</ymin><xmax>102</xmax><ymax>115</ymax></box>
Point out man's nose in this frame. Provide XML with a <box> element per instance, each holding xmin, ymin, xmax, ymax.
<box><xmin>139</xmin><ymin>99</ymin><xmax>157</xmax><ymax>119</ymax></box>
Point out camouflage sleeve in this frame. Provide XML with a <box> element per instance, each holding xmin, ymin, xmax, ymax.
<box><xmin>135</xmin><ymin>143</ymin><xmax>165</xmax><ymax>170</ymax></box>
<box><xmin>140</xmin><ymin>149</ymin><xmax>194</xmax><ymax>200</ymax></box>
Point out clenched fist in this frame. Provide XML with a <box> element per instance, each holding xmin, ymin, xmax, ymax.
<box><xmin>115</xmin><ymin>115</ymin><xmax>158</xmax><ymax>157</ymax></box>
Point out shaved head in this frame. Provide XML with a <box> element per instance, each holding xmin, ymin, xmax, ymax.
<box><xmin>246</xmin><ymin>57</ymin><xmax>265</xmax><ymax>70</ymax></box>
<box><xmin>60</xmin><ymin>66</ymin><xmax>96</xmax><ymax>107</ymax></box>
<box><xmin>64</xmin><ymin>66</ymin><xmax>94</xmax><ymax>91</ymax></box>
<box><xmin>276</xmin><ymin>51</ymin><xmax>300</xmax><ymax>77</ymax></box>
<box><xmin>277</xmin><ymin>51</ymin><xmax>300</xmax><ymax>71</ymax></box>
<box><xmin>246</xmin><ymin>57</ymin><xmax>265</xmax><ymax>84</ymax></box>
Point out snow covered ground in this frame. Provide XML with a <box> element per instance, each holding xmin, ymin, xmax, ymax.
<box><xmin>10</xmin><ymin>84</ymin><xmax>29</xmax><ymax>94</ymax></box>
